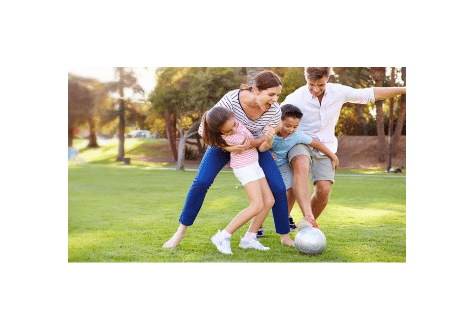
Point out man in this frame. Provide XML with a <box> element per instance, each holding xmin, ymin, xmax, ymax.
<box><xmin>280</xmin><ymin>67</ymin><xmax>406</xmax><ymax>225</ymax></box>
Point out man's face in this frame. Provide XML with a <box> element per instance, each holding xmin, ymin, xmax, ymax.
<box><xmin>307</xmin><ymin>75</ymin><xmax>329</xmax><ymax>98</ymax></box>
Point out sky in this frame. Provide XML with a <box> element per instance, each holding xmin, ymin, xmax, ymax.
<box><xmin>68</xmin><ymin>67</ymin><xmax>157</xmax><ymax>99</ymax></box>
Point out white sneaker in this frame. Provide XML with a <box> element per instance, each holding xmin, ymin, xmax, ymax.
<box><xmin>211</xmin><ymin>230</ymin><xmax>232</xmax><ymax>254</ymax></box>
<box><xmin>239</xmin><ymin>238</ymin><xmax>270</xmax><ymax>251</ymax></box>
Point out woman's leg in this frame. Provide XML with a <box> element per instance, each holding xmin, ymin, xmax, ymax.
<box><xmin>258</xmin><ymin>151</ymin><xmax>294</xmax><ymax>246</ymax></box>
<box><xmin>163</xmin><ymin>146</ymin><xmax>230</xmax><ymax>248</ymax></box>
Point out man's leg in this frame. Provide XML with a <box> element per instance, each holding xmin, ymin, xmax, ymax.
<box><xmin>311</xmin><ymin>180</ymin><xmax>332</xmax><ymax>220</ymax></box>
<box><xmin>290</xmin><ymin>154</ymin><xmax>316</xmax><ymax>221</ymax></box>
<box><xmin>310</xmin><ymin>149</ymin><xmax>335</xmax><ymax>220</ymax></box>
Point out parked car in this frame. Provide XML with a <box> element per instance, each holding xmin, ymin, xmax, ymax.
<box><xmin>125</xmin><ymin>130</ymin><xmax>153</xmax><ymax>138</ymax></box>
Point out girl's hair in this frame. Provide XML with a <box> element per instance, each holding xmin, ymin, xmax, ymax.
<box><xmin>202</xmin><ymin>106</ymin><xmax>234</xmax><ymax>148</ymax></box>
<box><xmin>281</xmin><ymin>104</ymin><xmax>303</xmax><ymax>120</ymax></box>
<box><xmin>240</xmin><ymin>70</ymin><xmax>282</xmax><ymax>92</ymax></box>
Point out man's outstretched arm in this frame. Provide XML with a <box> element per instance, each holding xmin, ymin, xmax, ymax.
<box><xmin>374</xmin><ymin>87</ymin><xmax>406</xmax><ymax>100</ymax></box>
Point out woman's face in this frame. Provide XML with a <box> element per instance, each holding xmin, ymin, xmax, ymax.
<box><xmin>255</xmin><ymin>85</ymin><xmax>282</xmax><ymax>111</ymax></box>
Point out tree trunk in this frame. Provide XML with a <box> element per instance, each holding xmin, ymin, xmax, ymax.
<box><xmin>87</xmin><ymin>116</ymin><xmax>99</xmax><ymax>148</ymax></box>
<box><xmin>68</xmin><ymin>127</ymin><xmax>74</xmax><ymax>147</ymax></box>
<box><xmin>393</xmin><ymin>67</ymin><xmax>406</xmax><ymax>148</ymax></box>
<box><xmin>371</xmin><ymin>67</ymin><xmax>387</xmax><ymax>162</ymax></box>
<box><xmin>116</xmin><ymin>67</ymin><xmax>125</xmax><ymax>161</ymax></box>
<box><xmin>175</xmin><ymin>121</ymin><xmax>201</xmax><ymax>171</ymax></box>
<box><xmin>246</xmin><ymin>67</ymin><xmax>269</xmax><ymax>85</ymax></box>
<box><xmin>387</xmin><ymin>68</ymin><xmax>396</xmax><ymax>170</ymax></box>
<box><xmin>165</xmin><ymin>110</ymin><xmax>178</xmax><ymax>162</ymax></box>
<box><xmin>356</xmin><ymin>104</ymin><xmax>368</xmax><ymax>135</ymax></box>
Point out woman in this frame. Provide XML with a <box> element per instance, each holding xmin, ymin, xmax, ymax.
<box><xmin>163</xmin><ymin>70</ymin><xmax>294</xmax><ymax>248</ymax></box>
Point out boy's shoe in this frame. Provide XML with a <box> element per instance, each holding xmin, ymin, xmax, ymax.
<box><xmin>256</xmin><ymin>227</ymin><xmax>265</xmax><ymax>238</ymax></box>
<box><xmin>239</xmin><ymin>238</ymin><xmax>270</xmax><ymax>251</ymax></box>
<box><xmin>288</xmin><ymin>215</ymin><xmax>297</xmax><ymax>232</ymax></box>
<box><xmin>211</xmin><ymin>230</ymin><xmax>232</xmax><ymax>254</ymax></box>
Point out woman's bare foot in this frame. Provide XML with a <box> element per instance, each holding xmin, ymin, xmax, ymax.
<box><xmin>280</xmin><ymin>233</ymin><xmax>295</xmax><ymax>247</ymax></box>
<box><xmin>162</xmin><ymin>224</ymin><xmax>187</xmax><ymax>248</ymax></box>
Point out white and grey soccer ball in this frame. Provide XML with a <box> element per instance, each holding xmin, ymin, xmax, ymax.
<box><xmin>295</xmin><ymin>227</ymin><xmax>327</xmax><ymax>255</ymax></box>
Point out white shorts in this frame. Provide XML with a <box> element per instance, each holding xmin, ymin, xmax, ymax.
<box><xmin>233</xmin><ymin>162</ymin><xmax>265</xmax><ymax>186</ymax></box>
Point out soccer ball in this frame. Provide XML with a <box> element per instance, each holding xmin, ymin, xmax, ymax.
<box><xmin>295</xmin><ymin>227</ymin><xmax>327</xmax><ymax>255</ymax></box>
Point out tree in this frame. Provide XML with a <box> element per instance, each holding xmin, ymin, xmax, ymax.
<box><xmin>68</xmin><ymin>74</ymin><xmax>102</xmax><ymax>148</ymax></box>
<box><xmin>393</xmin><ymin>67</ymin><xmax>406</xmax><ymax>147</ymax></box>
<box><xmin>371</xmin><ymin>67</ymin><xmax>388</xmax><ymax>162</ymax></box>
<box><xmin>103</xmin><ymin>68</ymin><xmax>144</xmax><ymax>161</ymax></box>
<box><xmin>150</xmin><ymin>67</ymin><xmax>239</xmax><ymax>170</ymax></box>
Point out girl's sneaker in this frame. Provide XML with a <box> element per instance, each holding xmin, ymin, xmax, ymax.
<box><xmin>211</xmin><ymin>230</ymin><xmax>232</xmax><ymax>254</ymax></box>
<box><xmin>289</xmin><ymin>215</ymin><xmax>297</xmax><ymax>232</ymax></box>
<box><xmin>256</xmin><ymin>227</ymin><xmax>265</xmax><ymax>238</ymax></box>
<box><xmin>239</xmin><ymin>238</ymin><xmax>270</xmax><ymax>251</ymax></box>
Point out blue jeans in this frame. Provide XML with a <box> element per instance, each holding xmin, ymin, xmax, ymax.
<box><xmin>179</xmin><ymin>146</ymin><xmax>290</xmax><ymax>235</ymax></box>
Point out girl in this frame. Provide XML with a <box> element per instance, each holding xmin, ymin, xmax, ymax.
<box><xmin>202</xmin><ymin>107</ymin><xmax>274</xmax><ymax>254</ymax></box>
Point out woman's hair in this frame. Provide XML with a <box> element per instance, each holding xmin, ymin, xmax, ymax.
<box><xmin>304</xmin><ymin>67</ymin><xmax>332</xmax><ymax>81</ymax></box>
<box><xmin>240</xmin><ymin>70</ymin><xmax>282</xmax><ymax>92</ymax></box>
<box><xmin>281</xmin><ymin>104</ymin><xmax>303</xmax><ymax>120</ymax></box>
<box><xmin>202</xmin><ymin>106</ymin><xmax>234</xmax><ymax>148</ymax></box>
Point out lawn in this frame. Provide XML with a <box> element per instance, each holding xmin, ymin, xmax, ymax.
<box><xmin>68</xmin><ymin>163</ymin><xmax>406</xmax><ymax>262</ymax></box>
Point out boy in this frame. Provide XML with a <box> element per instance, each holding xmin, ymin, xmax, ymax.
<box><xmin>260</xmin><ymin>104</ymin><xmax>339</xmax><ymax>228</ymax></box>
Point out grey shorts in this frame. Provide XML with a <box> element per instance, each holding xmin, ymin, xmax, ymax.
<box><xmin>280</xmin><ymin>144</ymin><xmax>335</xmax><ymax>190</ymax></box>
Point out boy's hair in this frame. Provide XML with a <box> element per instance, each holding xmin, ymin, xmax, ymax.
<box><xmin>304</xmin><ymin>67</ymin><xmax>332</xmax><ymax>81</ymax></box>
<box><xmin>281</xmin><ymin>104</ymin><xmax>303</xmax><ymax>120</ymax></box>
<box><xmin>202</xmin><ymin>106</ymin><xmax>233</xmax><ymax>148</ymax></box>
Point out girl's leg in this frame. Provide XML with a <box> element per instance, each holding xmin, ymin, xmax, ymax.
<box><xmin>247</xmin><ymin>177</ymin><xmax>275</xmax><ymax>233</ymax></box>
<box><xmin>225</xmin><ymin>180</ymin><xmax>264</xmax><ymax>234</ymax></box>
<box><xmin>258</xmin><ymin>151</ymin><xmax>293</xmax><ymax>246</ymax></box>
<box><xmin>163</xmin><ymin>146</ymin><xmax>230</xmax><ymax>248</ymax></box>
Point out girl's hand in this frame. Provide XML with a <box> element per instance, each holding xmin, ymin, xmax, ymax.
<box><xmin>332</xmin><ymin>155</ymin><xmax>339</xmax><ymax>171</ymax></box>
<box><xmin>225</xmin><ymin>139</ymin><xmax>251</xmax><ymax>154</ymax></box>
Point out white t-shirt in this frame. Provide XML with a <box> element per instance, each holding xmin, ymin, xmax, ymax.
<box><xmin>281</xmin><ymin>83</ymin><xmax>375</xmax><ymax>154</ymax></box>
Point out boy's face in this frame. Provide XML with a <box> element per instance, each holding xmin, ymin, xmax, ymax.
<box><xmin>279</xmin><ymin>117</ymin><xmax>300</xmax><ymax>138</ymax></box>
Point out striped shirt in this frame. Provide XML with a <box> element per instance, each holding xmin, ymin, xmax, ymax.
<box><xmin>199</xmin><ymin>89</ymin><xmax>282</xmax><ymax>139</ymax></box>
<box><xmin>222</xmin><ymin>121</ymin><xmax>258</xmax><ymax>169</ymax></box>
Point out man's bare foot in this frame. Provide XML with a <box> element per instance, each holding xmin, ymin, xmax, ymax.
<box><xmin>280</xmin><ymin>234</ymin><xmax>295</xmax><ymax>247</ymax></box>
<box><xmin>162</xmin><ymin>225</ymin><xmax>187</xmax><ymax>248</ymax></box>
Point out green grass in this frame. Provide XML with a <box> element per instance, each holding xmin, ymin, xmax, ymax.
<box><xmin>68</xmin><ymin>164</ymin><xmax>406</xmax><ymax>262</ymax></box>
<box><xmin>72</xmin><ymin>138</ymin><xmax>172</xmax><ymax>167</ymax></box>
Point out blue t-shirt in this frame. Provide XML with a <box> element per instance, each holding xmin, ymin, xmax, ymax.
<box><xmin>271</xmin><ymin>130</ymin><xmax>313</xmax><ymax>167</ymax></box>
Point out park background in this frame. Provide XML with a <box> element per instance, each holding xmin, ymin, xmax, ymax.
<box><xmin>68</xmin><ymin>66</ymin><xmax>407</xmax><ymax>261</ymax></box>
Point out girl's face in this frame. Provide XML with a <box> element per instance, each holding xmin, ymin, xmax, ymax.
<box><xmin>254</xmin><ymin>85</ymin><xmax>282</xmax><ymax>111</ymax></box>
<box><xmin>220</xmin><ymin>117</ymin><xmax>237</xmax><ymax>136</ymax></box>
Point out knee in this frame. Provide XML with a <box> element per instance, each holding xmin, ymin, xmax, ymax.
<box><xmin>291</xmin><ymin>156</ymin><xmax>310</xmax><ymax>175</ymax></box>
<box><xmin>315</xmin><ymin>181</ymin><xmax>332</xmax><ymax>199</ymax></box>
<box><xmin>265</xmin><ymin>195</ymin><xmax>275</xmax><ymax>209</ymax></box>
<box><xmin>252</xmin><ymin>201</ymin><xmax>265</xmax><ymax>215</ymax></box>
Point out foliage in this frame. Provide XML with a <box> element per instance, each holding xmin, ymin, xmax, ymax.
<box><xmin>279</xmin><ymin>67</ymin><xmax>305</xmax><ymax>103</ymax></box>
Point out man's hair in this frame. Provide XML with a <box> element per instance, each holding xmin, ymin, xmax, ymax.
<box><xmin>304</xmin><ymin>67</ymin><xmax>332</xmax><ymax>81</ymax></box>
<box><xmin>281</xmin><ymin>104</ymin><xmax>303</xmax><ymax>120</ymax></box>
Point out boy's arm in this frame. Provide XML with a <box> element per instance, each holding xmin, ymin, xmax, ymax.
<box><xmin>310</xmin><ymin>139</ymin><xmax>339</xmax><ymax>170</ymax></box>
